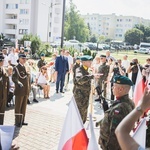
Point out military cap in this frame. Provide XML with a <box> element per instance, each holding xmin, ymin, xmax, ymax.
<box><xmin>0</xmin><ymin>55</ymin><xmax>4</xmax><ymax>61</ymax></box>
<box><xmin>80</xmin><ymin>55</ymin><xmax>93</xmax><ymax>61</ymax></box>
<box><xmin>100</xmin><ymin>54</ymin><xmax>106</xmax><ymax>58</ymax></box>
<box><xmin>19</xmin><ymin>54</ymin><xmax>26</xmax><ymax>58</ymax></box>
<box><xmin>112</xmin><ymin>75</ymin><xmax>133</xmax><ymax>86</ymax></box>
<box><xmin>24</xmin><ymin>49</ymin><xmax>28</xmax><ymax>52</ymax></box>
<box><xmin>40</xmin><ymin>53</ymin><xmax>45</xmax><ymax>57</ymax></box>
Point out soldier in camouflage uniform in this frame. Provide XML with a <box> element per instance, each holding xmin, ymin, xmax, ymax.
<box><xmin>72</xmin><ymin>56</ymin><xmax>80</xmax><ymax>93</ymax></box>
<box><xmin>99</xmin><ymin>75</ymin><xmax>135</xmax><ymax>150</ymax></box>
<box><xmin>97</xmin><ymin>55</ymin><xmax>110</xmax><ymax>98</ymax></box>
<box><xmin>37</xmin><ymin>53</ymin><xmax>47</xmax><ymax>70</ymax></box>
<box><xmin>74</xmin><ymin>55</ymin><xmax>95</xmax><ymax>124</ymax></box>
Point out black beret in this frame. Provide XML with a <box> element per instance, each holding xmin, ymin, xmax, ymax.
<box><xmin>19</xmin><ymin>54</ymin><xmax>26</xmax><ymax>58</ymax></box>
<box><xmin>100</xmin><ymin>55</ymin><xmax>106</xmax><ymax>58</ymax></box>
<box><xmin>0</xmin><ymin>55</ymin><xmax>4</xmax><ymax>61</ymax></box>
<box><xmin>112</xmin><ymin>75</ymin><xmax>133</xmax><ymax>86</ymax></box>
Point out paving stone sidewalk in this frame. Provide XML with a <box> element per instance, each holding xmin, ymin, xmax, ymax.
<box><xmin>4</xmin><ymin>79</ymin><xmax>103</xmax><ymax>150</ymax></box>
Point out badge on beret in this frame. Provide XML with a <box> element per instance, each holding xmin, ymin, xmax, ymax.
<box><xmin>114</xmin><ymin>110</ymin><xmax>120</xmax><ymax>114</ymax></box>
<box><xmin>116</xmin><ymin>80</ymin><xmax>120</xmax><ymax>83</ymax></box>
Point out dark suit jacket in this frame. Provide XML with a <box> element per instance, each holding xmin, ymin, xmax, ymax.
<box><xmin>55</xmin><ymin>55</ymin><xmax>69</xmax><ymax>74</ymax></box>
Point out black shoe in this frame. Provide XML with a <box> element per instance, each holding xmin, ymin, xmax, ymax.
<box><xmin>27</xmin><ymin>99</ymin><xmax>31</xmax><ymax>104</ymax></box>
<box><xmin>22</xmin><ymin>122</ymin><xmax>28</xmax><ymax>126</ymax></box>
<box><xmin>60</xmin><ymin>91</ymin><xmax>65</xmax><ymax>93</ymax></box>
<box><xmin>56</xmin><ymin>91</ymin><xmax>59</xmax><ymax>93</ymax></box>
<box><xmin>33</xmin><ymin>99</ymin><xmax>38</xmax><ymax>103</ymax></box>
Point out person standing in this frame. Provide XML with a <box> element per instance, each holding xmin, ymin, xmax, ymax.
<box><xmin>74</xmin><ymin>55</ymin><xmax>98</xmax><ymax>124</ymax></box>
<box><xmin>97</xmin><ymin>55</ymin><xmax>110</xmax><ymax>98</ymax></box>
<box><xmin>99</xmin><ymin>75</ymin><xmax>135</xmax><ymax>150</ymax></box>
<box><xmin>55</xmin><ymin>49</ymin><xmax>69</xmax><ymax>93</ymax></box>
<box><xmin>122</xmin><ymin>55</ymin><xmax>130</xmax><ymax>77</ymax></box>
<box><xmin>37</xmin><ymin>53</ymin><xmax>47</xmax><ymax>70</ymax></box>
<box><xmin>0</xmin><ymin>54</ymin><xmax>9</xmax><ymax>124</ymax></box>
<box><xmin>12</xmin><ymin>54</ymin><xmax>30</xmax><ymax>127</ymax></box>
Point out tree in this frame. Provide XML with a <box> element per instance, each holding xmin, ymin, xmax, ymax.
<box><xmin>124</xmin><ymin>28</ymin><xmax>144</xmax><ymax>45</ymax></box>
<box><xmin>64</xmin><ymin>1</ymin><xmax>90</xmax><ymax>42</ymax></box>
<box><xmin>90</xmin><ymin>34</ymin><xmax>97</xmax><ymax>43</ymax></box>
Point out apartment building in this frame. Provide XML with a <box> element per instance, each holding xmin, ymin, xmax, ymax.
<box><xmin>0</xmin><ymin>0</ymin><xmax>63</xmax><ymax>43</ymax></box>
<box><xmin>82</xmin><ymin>13</ymin><xmax>150</xmax><ymax>41</ymax></box>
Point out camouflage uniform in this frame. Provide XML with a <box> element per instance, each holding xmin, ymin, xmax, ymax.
<box><xmin>37</xmin><ymin>59</ymin><xmax>47</xmax><ymax>70</ymax></box>
<box><xmin>97</xmin><ymin>62</ymin><xmax>110</xmax><ymax>97</ymax></box>
<box><xmin>72</xmin><ymin>62</ymin><xmax>80</xmax><ymax>93</ymax></box>
<box><xmin>74</xmin><ymin>65</ymin><xmax>93</xmax><ymax>124</ymax></box>
<box><xmin>99</xmin><ymin>94</ymin><xmax>135</xmax><ymax>150</ymax></box>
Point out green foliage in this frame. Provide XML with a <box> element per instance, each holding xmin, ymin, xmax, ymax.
<box><xmin>90</xmin><ymin>35</ymin><xmax>97</xmax><ymax>43</ymax></box>
<box><xmin>20</xmin><ymin>34</ymin><xmax>41</xmax><ymax>55</ymax></box>
<box><xmin>64</xmin><ymin>2</ymin><xmax>90</xmax><ymax>42</ymax></box>
<box><xmin>39</xmin><ymin>43</ymin><xmax>52</xmax><ymax>57</ymax></box>
<box><xmin>92</xmin><ymin>52</ymin><xmax>97</xmax><ymax>59</ymax></box>
<box><xmin>82</xmin><ymin>49</ymin><xmax>91</xmax><ymax>56</ymax></box>
<box><xmin>124</xmin><ymin>28</ymin><xmax>144</xmax><ymax>45</ymax></box>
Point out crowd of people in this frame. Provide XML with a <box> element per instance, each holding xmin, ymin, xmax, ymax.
<box><xmin>0</xmin><ymin>46</ymin><xmax>150</xmax><ymax>149</ymax></box>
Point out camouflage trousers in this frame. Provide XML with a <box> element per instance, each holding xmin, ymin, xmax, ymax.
<box><xmin>98</xmin><ymin>80</ymin><xmax>107</xmax><ymax>98</ymax></box>
<box><xmin>74</xmin><ymin>89</ymin><xmax>90</xmax><ymax>124</ymax></box>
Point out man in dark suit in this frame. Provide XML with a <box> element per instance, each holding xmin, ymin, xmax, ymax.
<box><xmin>12</xmin><ymin>54</ymin><xmax>30</xmax><ymax>127</ymax></box>
<box><xmin>0</xmin><ymin>54</ymin><xmax>9</xmax><ymax>125</ymax></box>
<box><xmin>55</xmin><ymin>49</ymin><xmax>69</xmax><ymax>93</ymax></box>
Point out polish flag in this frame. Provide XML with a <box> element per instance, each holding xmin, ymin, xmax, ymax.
<box><xmin>58</xmin><ymin>97</ymin><xmax>88</xmax><ymax>150</ymax></box>
<box><xmin>133</xmin><ymin>66</ymin><xmax>146</xmax><ymax>106</ymax></box>
<box><xmin>132</xmin><ymin>118</ymin><xmax>147</xmax><ymax>149</ymax></box>
<box><xmin>87</xmin><ymin>114</ymin><xmax>99</xmax><ymax>150</ymax></box>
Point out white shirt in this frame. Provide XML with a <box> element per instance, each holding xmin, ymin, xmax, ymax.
<box><xmin>3</xmin><ymin>54</ymin><xmax>9</xmax><ymax>67</ymax></box>
<box><xmin>122</xmin><ymin>60</ymin><xmax>130</xmax><ymax>72</ymax></box>
<box><xmin>66</xmin><ymin>55</ymin><xmax>73</xmax><ymax>70</ymax></box>
<box><xmin>36</xmin><ymin>72</ymin><xmax>47</xmax><ymax>84</ymax></box>
<box><xmin>9</xmin><ymin>75</ymin><xmax>15</xmax><ymax>93</ymax></box>
<box><xmin>8</xmin><ymin>53</ymin><xmax>18</xmax><ymax>65</ymax></box>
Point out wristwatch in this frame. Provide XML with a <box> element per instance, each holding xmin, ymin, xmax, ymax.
<box><xmin>136</xmin><ymin>106</ymin><xmax>143</xmax><ymax>114</ymax></box>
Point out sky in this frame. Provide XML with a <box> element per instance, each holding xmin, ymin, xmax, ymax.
<box><xmin>68</xmin><ymin>0</ymin><xmax>150</xmax><ymax>20</ymax></box>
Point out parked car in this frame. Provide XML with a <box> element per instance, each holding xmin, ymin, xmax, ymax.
<box><xmin>134</xmin><ymin>48</ymin><xmax>149</xmax><ymax>54</ymax></box>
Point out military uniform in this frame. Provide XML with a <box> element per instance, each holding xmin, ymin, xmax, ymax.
<box><xmin>12</xmin><ymin>54</ymin><xmax>30</xmax><ymax>126</ymax></box>
<box><xmin>72</xmin><ymin>60</ymin><xmax>80</xmax><ymax>93</ymax></box>
<box><xmin>98</xmin><ymin>61</ymin><xmax>110</xmax><ymax>98</ymax></box>
<box><xmin>37</xmin><ymin>53</ymin><xmax>47</xmax><ymax>70</ymax></box>
<box><xmin>99</xmin><ymin>75</ymin><xmax>135</xmax><ymax>150</ymax></box>
<box><xmin>74</xmin><ymin>55</ymin><xmax>93</xmax><ymax>124</ymax></box>
<box><xmin>0</xmin><ymin>55</ymin><xmax>9</xmax><ymax>124</ymax></box>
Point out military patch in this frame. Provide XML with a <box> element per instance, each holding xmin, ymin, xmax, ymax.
<box><xmin>114</xmin><ymin>110</ymin><xmax>120</xmax><ymax>114</ymax></box>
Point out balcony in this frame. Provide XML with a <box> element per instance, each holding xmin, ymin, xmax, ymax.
<box><xmin>5</xmin><ymin>9</ymin><xmax>18</xmax><ymax>15</ymax></box>
<box><xmin>5</xmin><ymin>29</ymin><xmax>16</xmax><ymax>35</ymax></box>
<box><xmin>5</xmin><ymin>19</ymin><xmax>18</xmax><ymax>24</ymax></box>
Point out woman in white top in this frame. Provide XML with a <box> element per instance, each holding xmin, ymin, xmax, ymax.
<box><xmin>115</xmin><ymin>87</ymin><xmax>150</xmax><ymax>150</ymax></box>
<box><xmin>36</xmin><ymin>66</ymin><xmax>50</xmax><ymax>99</ymax></box>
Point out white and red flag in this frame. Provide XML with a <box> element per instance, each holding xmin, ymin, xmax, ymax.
<box><xmin>58</xmin><ymin>97</ymin><xmax>88</xmax><ymax>150</ymax></box>
<box><xmin>133</xmin><ymin>66</ymin><xmax>146</xmax><ymax>106</ymax></box>
<box><xmin>132</xmin><ymin>118</ymin><xmax>147</xmax><ymax>149</ymax></box>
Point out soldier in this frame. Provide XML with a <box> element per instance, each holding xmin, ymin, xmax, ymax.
<box><xmin>0</xmin><ymin>54</ymin><xmax>9</xmax><ymax>125</ymax></box>
<box><xmin>12</xmin><ymin>54</ymin><xmax>30</xmax><ymax>127</ymax></box>
<box><xmin>74</xmin><ymin>55</ymin><xmax>99</xmax><ymax>124</ymax></box>
<box><xmin>97</xmin><ymin>55</ymin><xmax>110</xmax><ymax>98</ymax></box>
<box><xmin>99</xmin><ymin>75</ymin><xmax>135</xmax><ymax>150</ymax></box>
<box><xmin>37</xmin><ymin>53</ymin><xmax>47</xmax><ymax>70</ymax></box>
<box><xmin>72</xmin><ymin>56</ymin><xmax>80</xmax><ymax>93</ymax></box>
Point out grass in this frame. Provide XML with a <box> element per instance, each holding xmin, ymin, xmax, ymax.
<box><xmin>97</xmin><ymin>50</ymin><xmax>150</xmax><ymax>65</ymax></box>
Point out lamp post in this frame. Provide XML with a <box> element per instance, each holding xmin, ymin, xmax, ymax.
<box><xmin>60</xmin><ymin>0</ymin><xmax>66</xmax><ymax>48</ymax></box>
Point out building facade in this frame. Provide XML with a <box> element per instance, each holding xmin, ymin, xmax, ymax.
<box><xmin>82</xmin><ymin>13</ymin><xmax>150</xmax><ymax>41</ymax></box>
<box><xmin>0</xmin><ymin>0</ymin><xmax>63</xmax><ymax>43</ymax></box>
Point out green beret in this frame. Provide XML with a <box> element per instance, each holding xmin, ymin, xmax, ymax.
<box><xmin>80</xmin><ymin>55</ymin><xmax>93</xmax><ymax>61</ymax></box>
<box><xmin>112</xmin><ymin>75</ymin><xmax>133</xmax><ymax>86</ymax></box>
<box><xmin>40</xmin><ymin>53</ymin><xmax>45</xmax><ymax>57</ymax></box>
<box><xmin>100</xmin><ymin>54</ymin><xmax>106</xmax><ymax>58</ymax></box>
<box><xmin>24</xmin><ymin>49</ymin><xmax>28</xmax><ymax>52</ymax></box>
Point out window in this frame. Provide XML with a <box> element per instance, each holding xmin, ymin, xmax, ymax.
<box><xmin>20</xmin><ymin>0</ymin><xmax>30</xmax><ymax>4</ymax></box>
<box><xmin>19</xmin><ymin>29</ymin><xmax>28</xmax><ymax>34</ymax></box>
<box><xmin>6</xmin><ymin>4</ymin><xmax>18</xmax><ymax>9</ymax></box>
<box><xmin>20</xmin><ymin>9</ymin><xmax>29</xmax><ymax>14</ymax></box>
<box><xmin>19</xmin><ymin>19</ymin><xmax>29</xmax><ymax>25</ymax></box>
<box><xmin>119</xmin><ymin>34</ymin><xmax>122</xmax><ymax>37</ymax></box>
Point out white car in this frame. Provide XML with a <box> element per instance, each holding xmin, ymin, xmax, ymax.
<box><xmin>134</xmin><ymin>48</ymin><xmax>149</xmax><ymax>54</ymax></box>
